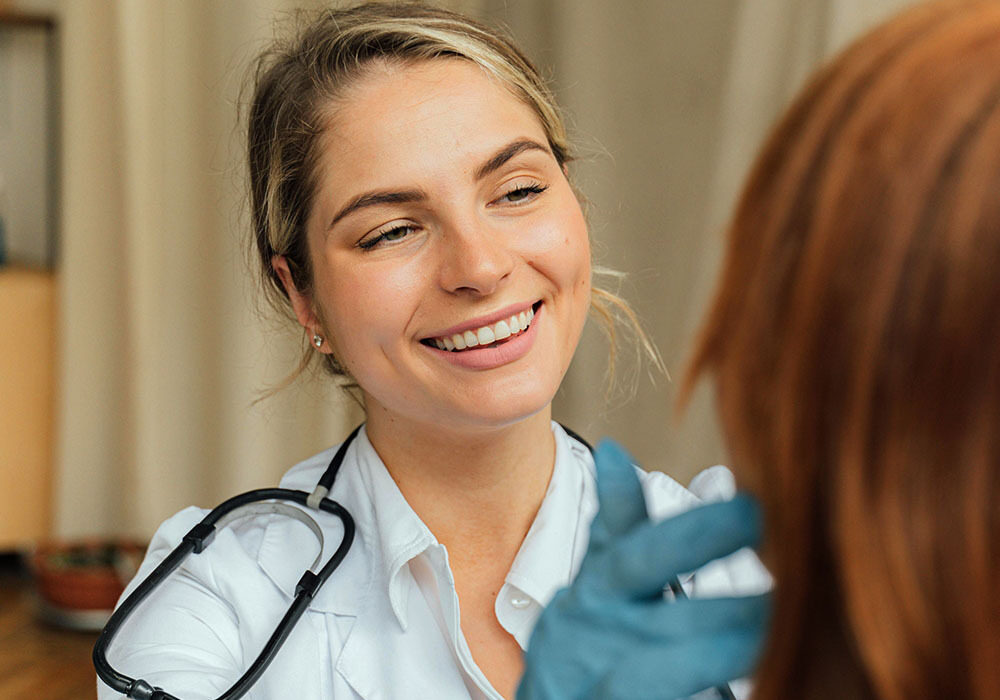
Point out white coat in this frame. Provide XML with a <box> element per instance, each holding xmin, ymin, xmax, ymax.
<box><xmin>98</xmin><ymin>423</ymin><xmax>770</xmax><ymax>700</ymax></box>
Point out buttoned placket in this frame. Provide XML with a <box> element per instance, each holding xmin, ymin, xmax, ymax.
<box><xmin>357</xmin><ymin>423</ymin><xmax>594</xmax><ymax>699</ymax></box>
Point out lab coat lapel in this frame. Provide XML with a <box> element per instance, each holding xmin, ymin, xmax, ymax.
<box><xmin>335</xmin><ymin>556</ymin><xmax>474</xmax><ymax>700</ymax></box>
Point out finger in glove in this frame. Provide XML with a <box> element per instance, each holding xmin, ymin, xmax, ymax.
<box><xmin>590</xmin><ymin>628</ymin><xmax>765</xmax><ymax>700</ymax></box>
<box><xmin>582</xmin><ymin>494</ymin><xmax>763</xmax><ymax>598</ymax></box>
<box><xmin>591</xmin><ymin>439</ymin><xmax>648</xmax><ymax>547</ymax></box>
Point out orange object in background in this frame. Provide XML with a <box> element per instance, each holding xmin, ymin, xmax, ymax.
<box><xmin>0</xmin><ymin>266</ymin><xmax>56</xmax><ymax>549</ymax></box>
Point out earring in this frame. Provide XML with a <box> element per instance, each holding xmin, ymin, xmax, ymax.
<box><xmin>312</xmin><ymin>334</ymin><xmax>324</xmax><ymax>348</ymax></box>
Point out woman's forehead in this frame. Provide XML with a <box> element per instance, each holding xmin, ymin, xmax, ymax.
<box><xmin>317</xmin><ymin>59</ymin><xmax>549</xmax><ymax>183</ymax></box>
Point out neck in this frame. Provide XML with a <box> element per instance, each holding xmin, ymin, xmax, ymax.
<box><xmin>363</xmin><ymin>407</ymin><xmax>556</xmax><ymax>569</ymax></box>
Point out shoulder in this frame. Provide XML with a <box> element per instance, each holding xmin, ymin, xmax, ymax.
<box><xmin>637</xmin><ymin>468</ymin><xmax>702</xmax><ymax>520</ymax></box>
<box><xmin>129</xmin><ymin>503</ymin><xmax>274</xmax><ymax>600</ymax></box>
<box><xmin>144</xmin><ymin>505</ymin><xmax>211</xmax><ymax>560</ymax></box>
<box><xmin>639</xmin><ymin>465</ymin><xmax>773</xmax><ymax>597</ymax></box>
<box><xmin>132</xmin><ymin>441</ymin><xmax>347</xmax><ymax>600</ymax></box>
<box><xmin>139</xmin><ymin>438</ymin><xmax>344</xmax><ymax>554</ymax></box>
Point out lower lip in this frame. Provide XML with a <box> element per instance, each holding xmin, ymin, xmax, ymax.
<box><xmin>422</xmin><ymin>305</ymin><xmax>542</xmax><ymax>370</ymax></box>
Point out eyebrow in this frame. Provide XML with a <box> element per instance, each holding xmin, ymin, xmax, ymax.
<box><xmin>329</xmin><ymin>189</ymin><xmax>427</xmax><ymax>229</ymax></box>
<box><xmin>473</xmin><ymin>139</ymin><xmax>550</xmax><ymax>180</ymax></box>
<box><xmin>328</xmin><ymin>139</ymin><xmax>552</xmax><ymax>230</ymax></box>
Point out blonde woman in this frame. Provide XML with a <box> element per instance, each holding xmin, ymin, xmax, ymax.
<box><xmin>97</xmin><ymin>4</ymin><xmax>767</xmax><ymax>699</ymax></box>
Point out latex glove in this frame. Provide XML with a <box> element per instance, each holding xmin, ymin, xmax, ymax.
<box><xmin>517</xmin><ymin>440</ymin><xmax>770</xmax><ymax>700</ymax></box>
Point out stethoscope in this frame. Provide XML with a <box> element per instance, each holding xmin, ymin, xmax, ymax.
<box><xmin>93</xmin><ymin>423</ymin><xmax>737</xmax><ymax>700</ymax></box>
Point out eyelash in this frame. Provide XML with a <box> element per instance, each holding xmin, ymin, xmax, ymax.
<box><xmin>359</xmin><ymin>224</ymin><xmax>414</xmax><ymax>250</ymax></box>
<box><xmin>357</xmin><ymin>183</ymin><xmax>549</xmax><ymax>250</ymax></box>
<box><xmin>498</xmin><ymin>182</ymin><xmax>548</xmax><ymax>204</ymax></box>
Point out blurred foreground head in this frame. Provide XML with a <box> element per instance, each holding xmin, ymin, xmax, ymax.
<box><xmin>687</xmin><ymin>1</ymin><xmax>1000</xmax><ymax>698</ymax></box>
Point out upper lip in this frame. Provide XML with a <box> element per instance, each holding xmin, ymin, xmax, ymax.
<box><xmin>423</xmin><ymin>301</ymin><xmax>539</xmax><ymax>339</ymax></box>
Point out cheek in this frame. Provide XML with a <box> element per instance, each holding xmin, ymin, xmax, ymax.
<box><xmin>313</xmin><ymin>258</ymin><xmax>425</xmax><ymax>365</ymax></box>
<box><xmin>550</xmin><ymin>208</ymin><xmax>591</xmax><ymax>296</ymax></box>
<box><xmin>559</xmin><ymin>210</ymin><xmax>593</xmax><ymax>336</ymax></box>
<box><xmin>523</xmin><ymin>198</ymin><xmax>590</xmax><ymax>278</ymax></box>
<box><xmin>523</xmin><ymin>206</ymin><xmax>591</xmax><ymax>342</ymax></box>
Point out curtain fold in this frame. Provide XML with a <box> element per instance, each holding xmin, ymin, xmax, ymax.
<box><xmin>54</xmin><ymin>0</ymin><xmax>365</xmax><ymax>538</ymax></box>
<box><xmin>52</xmin><ymin>0</ymin><xmax>919</xmax><ymax>538</ymax></box>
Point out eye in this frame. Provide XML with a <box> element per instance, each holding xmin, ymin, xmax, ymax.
<box><xmin>358</xmin><ymin>223</ymin><xmax>418</xmax><ymax>250</ymax></box>
<box><xmin>494</xmin><ymin>182</ymin><xmax>548</xmax><ymax>206</ymax></box>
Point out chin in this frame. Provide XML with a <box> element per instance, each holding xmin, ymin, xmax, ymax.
<box><xmin>443</xmin><ymin>387</ymin><xmax>556</xmax><ymax>431</ymax></box>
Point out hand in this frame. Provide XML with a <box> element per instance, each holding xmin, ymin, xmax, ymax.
<box><xmin>517</xmin><ymin>440</ymin><xmax>770</xmax><ymax>700</ymax></box>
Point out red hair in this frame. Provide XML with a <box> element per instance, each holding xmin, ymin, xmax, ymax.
<box><xmin>685</xmin><ymin>1</ymin><xmax>1000</xmax><ymax>698</ymax></box>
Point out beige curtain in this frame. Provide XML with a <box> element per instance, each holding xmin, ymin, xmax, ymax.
<box><xmin>53</xmin><ymin>0</ymin><xmax>363</xmax><ymax>539</ymax></box>
<box><xmin>47</xmin><ymin>0</ymin><xmax>917</xmax><ymax>539</ymax></box>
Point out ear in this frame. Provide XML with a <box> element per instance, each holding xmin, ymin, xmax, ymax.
<box><xmin>272</xmin><ymin>255</ymin><xmax>322</xmax><ymax>337</ymax></box>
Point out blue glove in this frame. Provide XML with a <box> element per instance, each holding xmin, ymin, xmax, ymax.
<box><xmin>517</xmin><ymin>440</ymin><xmax>770</xmax><ymax>700</ymax></box>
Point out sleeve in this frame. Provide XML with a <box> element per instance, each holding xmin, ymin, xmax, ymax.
<box><xmin>96</xmin><ymin>507</ymin><xmax>244</xmax><ymax>700</ymax></box>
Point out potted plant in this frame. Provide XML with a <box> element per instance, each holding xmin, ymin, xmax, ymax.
<box><xmin>32</xmin><ymin>540</ymin><xmax>145</xmax><ymax>628</ymax></box>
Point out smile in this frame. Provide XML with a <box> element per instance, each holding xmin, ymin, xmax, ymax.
<box><xmin>423</xmin><ymin>303</ymin><xmax>538</xmax><ymax>352</ymax></box>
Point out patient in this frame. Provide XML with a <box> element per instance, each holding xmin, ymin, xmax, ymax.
<box><xmin>686</xmin><ymin>0</ymin><xmax>1000</xmax><ymax>697</ymax></box>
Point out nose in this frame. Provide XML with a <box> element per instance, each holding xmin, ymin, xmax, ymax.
<box><xmin>437</xmin><ymin>216</ymin><xmax>515</xmax><ymax>296</ymax></box>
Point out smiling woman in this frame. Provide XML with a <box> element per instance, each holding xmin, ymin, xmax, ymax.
<box><xmin>273</xmin><ymin>58</ymin><xmax>591</xmax><ymax>436</ymax></box>
<box><xmin>96</xmin><ymin>4</ymin><xmax>765</xmax><ymax>700</ymax></box>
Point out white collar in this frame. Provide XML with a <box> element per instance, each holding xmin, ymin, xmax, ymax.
<box><xmin>257</xmin><ymin>423</ymin><xmax>593</xmax><ymax>628</ymax></box>
<box><xmin>504</xmin><ymin>424</ymin><xmax>592</xmax><ymax>608</ymax></box>
<box><xmin>377</xmin><ymin>422</ymin><xmax>595</xmax><ymax>630</ymax></box>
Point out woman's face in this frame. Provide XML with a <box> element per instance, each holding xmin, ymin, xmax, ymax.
<box><xmin>281</xmin><ymin>58</ymin><xmax>591</xmax><ymax>433</ymax></box>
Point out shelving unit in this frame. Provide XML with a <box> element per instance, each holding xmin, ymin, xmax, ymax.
<box><xmin>0</xmin><ymin>267</ymin><xmax>56</xmax><ymax>547</ymax></box>
<box><xmin>0</xmin><ymin>10</ymin><xmax>59</xmax><ymax>547</ymax></box>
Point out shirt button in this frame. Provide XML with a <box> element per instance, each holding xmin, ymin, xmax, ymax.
<box><xmin>509</xmin><ymin>594</ymin><xmax>532</xmax><ymax>609</ymax></box>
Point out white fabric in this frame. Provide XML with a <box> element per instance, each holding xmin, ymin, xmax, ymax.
<box><xmin>98</xmin><ymin>423</ymin><xmax>770</xmax><ymax>700</ymax></box>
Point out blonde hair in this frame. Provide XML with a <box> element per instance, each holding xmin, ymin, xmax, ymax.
<box><xmin>247</xmin><ymin>1</ymin><xmax>660</xmax><ymax>389</ymax></box>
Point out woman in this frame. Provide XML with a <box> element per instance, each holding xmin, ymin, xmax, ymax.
<box><xmin>97</xmin><ymin>4</ymin><xmax>766</xmax><ymax>700</ymax></box>
<box><xmin>521</xmin><ymin>1</ymin><xmax>1000</xmax><ymax>698</ymax></box>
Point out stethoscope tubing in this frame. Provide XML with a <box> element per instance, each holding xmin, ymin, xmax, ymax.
<box><xmin>93</xmin><ymin>423</ymin><xmax>735</xmax><ymax>700</ymax></box>
<box><xmin>93</xmin><ymin>488</ymin><xmax>354</xmax><ymax>700</ymax></box>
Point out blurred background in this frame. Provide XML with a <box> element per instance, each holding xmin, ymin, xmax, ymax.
<box><xmin>0</xmin><ymin>0</ymin><xmax>919</xmax><ymax>695</ymax></box>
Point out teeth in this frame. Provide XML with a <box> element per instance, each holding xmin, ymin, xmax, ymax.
<box><xmin>430</xmin><ymin>305</ymin><xmax>537</xmax><ymax>351</ymax></box>
<box><xmin>477</xmin><ymin>326</ymin><xmax>495</xmax><ymax>345</ymax></box>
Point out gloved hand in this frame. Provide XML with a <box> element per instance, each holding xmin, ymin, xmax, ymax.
<box><xmin>517</xmin><ymin>440</ymin><xmax>770</xmax><ymax>700</ymax></box>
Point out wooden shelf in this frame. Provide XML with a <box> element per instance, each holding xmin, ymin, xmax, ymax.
<box><xmin>0</xmin><ymin>267</ymin><xmax>56</xmax><ymax>548</ymax></box>
<box><xmin>0</xmin><ymin>11</ymin><xmax>56</xmax><ymax>28</ymax></box>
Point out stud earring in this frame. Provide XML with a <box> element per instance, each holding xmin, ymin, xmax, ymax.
<box><xmin>312</xmin><ymin>334</ymin><xmax>324</xmax><ymax>349</ymax></box>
